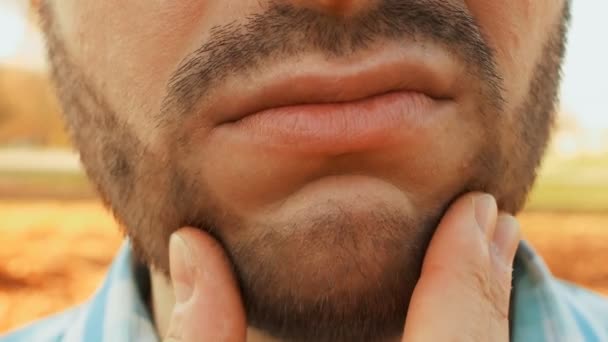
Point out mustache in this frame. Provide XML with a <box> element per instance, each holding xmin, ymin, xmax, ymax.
<box><xmin>158</xmin><ymin>0</ymin><xmax>503</xmax><ymax>124</ymax></box>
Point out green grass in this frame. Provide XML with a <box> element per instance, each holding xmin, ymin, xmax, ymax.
<box><xmin>0</xmin><ymin>170</ymin><xmax>94</xmax><ymax>199</ymax></box>
<box><xmin>525</xmin><ymin>154</ymin><xmax>608</xmax><ymax>212</ymax></box>
<box><xmin>0</xmin><ymin>170</ymin><xmax>89</xmax><ymax>185</ymax></box>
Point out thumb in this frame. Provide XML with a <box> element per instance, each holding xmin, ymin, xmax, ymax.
<box><xmin>164</xmin><ymin>228</ymin><xmax>247</xmax><ymax>342</ymax></box>
<box><xmin>403</xmin><ymin>193</ymin><xmax>520</xmax><ymax>341</ymax></box>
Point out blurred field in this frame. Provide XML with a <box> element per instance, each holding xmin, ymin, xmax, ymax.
<box><xmin>526</xmin><ymin>154</ymin><xmax>608</xmax><ymax>211</ymax></box>
<box><xmin>0</xmin><ymin>200</ymin><xmax>607</xmax><ymax>333</ymax></box>
<box><xmin>0</xmin><ymin>201</ymin><xmax>122</xmax><ymax>333</ymax></box>
<box><xmin>0</xmin><ymin>67</ymin><xmax>69</xmax><ymax>147</ymax></box>
<box><xmin>0</xmin><ymin>170</ymin><xmax>94</xmax><ymax>200</ymax></box>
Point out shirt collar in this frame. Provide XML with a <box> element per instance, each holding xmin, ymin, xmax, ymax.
<box><xmin>63</xmin><ymin>240</ymin><xmax>158</xmax><ymax>342</ymax></box>
<box><xmin>511</xmin><ymin>240</ymin><xmax>585</xmax><ymax>342</ymax></box>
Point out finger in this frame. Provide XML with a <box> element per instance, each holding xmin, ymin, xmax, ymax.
<box><xmin>492</xmin><ymin>214</ymin><xmax>521</xmax><ymax>270</ymax></box>
<box><xmin>165</xmin><ymin>228</ymin><xmax>247</xmax><ymax>342</ymax></box>
<box><xmin>489</xmin><ymin>214</ymin><xmax>521</xmax><ymax>312</ymax></box>
<box><xmin>403</xmin><ymin>192</ymin><xmax>514</xmax><ymax>342</ymax></box>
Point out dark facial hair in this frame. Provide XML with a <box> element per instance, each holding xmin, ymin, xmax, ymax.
<box><xmin>158</xmin><ymin>0</ymin><xmax>503</xmax><ymax>126</ymax></box>
<box><xmin>40</xmin><ymin>0</ymin><xmax>570</xmax><ymax>340</ymax></box>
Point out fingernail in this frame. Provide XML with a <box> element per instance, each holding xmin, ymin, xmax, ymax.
<box><xmin>170</xmin><ymin>233</ymin><xmax>195</xmax><ymax>304</ymax></box>
<box><xmin>493</xmin><ymin>215</ymin><xmax>521</xmax><ymax>264</ymax></box>
<box><xmin>473</xmin><ymin>194</ymin><xmax>496</xmax><ymax>233</ymax></box>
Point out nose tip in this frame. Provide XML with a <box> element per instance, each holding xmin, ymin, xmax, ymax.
<box><xmin>291</xmin><ymin>0</ymin><xmax>377</xmax><ymax>16</ymax></box>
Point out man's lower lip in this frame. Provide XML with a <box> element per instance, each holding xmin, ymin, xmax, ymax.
<box><xmin>215</xmin><ymin>91</ymin><xmax>448</xmax><ymax>154</ymax></box>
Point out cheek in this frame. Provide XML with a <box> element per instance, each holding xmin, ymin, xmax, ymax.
<box><xmin>52</xmin><ymin>1</ymin><xmax>212</xmax><ymax>146</ymax></box>
<box><xmin>465</xmin><ymin>0</ymin><xmax>566</xmax><ymax>114</ymax></box>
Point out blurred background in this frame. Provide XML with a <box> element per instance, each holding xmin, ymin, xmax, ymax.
<box><xmin>1</xmin><ymin>0</ymin><xmax>607</xmax><ymax>334</ymax></box>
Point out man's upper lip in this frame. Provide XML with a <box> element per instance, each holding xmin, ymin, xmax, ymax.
<box><xmin>204</xmin><ymin>45</ymin><xmax>459</xmax><ymax>125</ymax></box>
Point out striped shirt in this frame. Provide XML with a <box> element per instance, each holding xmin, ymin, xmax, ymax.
<box><xmin>2</xmin><ymin>240</ymin><xmax>608</xmax><ymax>341</ymax></box>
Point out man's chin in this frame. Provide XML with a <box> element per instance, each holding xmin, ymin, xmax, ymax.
<box><xmin>221</xmin><ymin>203</ymin><xmax>439</xmax><ymax>342</ymax></box>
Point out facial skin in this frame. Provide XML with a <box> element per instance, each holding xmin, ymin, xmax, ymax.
<box><xmin>39</xmin><ymin>0</ymin><xmax>569</xmax><ymax>341</ymax></box>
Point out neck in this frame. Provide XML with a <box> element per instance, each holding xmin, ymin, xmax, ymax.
<box><xmin>150</xmin><ymin>269</ymin><xmax>278</xmax><ymax>342</ymax></box>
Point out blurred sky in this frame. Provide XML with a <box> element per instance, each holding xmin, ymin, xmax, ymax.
<box><xmin>0</xmin><ymin>1</ymin><xmax>606</xmax><ymax>132</ymax></box>
<box><xmin>561</xmin><ymin>2</ymin><xmax>608</xmax><ymax>131</ymax></box>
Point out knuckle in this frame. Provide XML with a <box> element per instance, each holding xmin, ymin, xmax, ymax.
<box><xmin>462</xmin><ymin>258</ymin><xmax>510</xmax><ymax>320</ymax></box>
<box><xmin>469</xmin><ymin>264</ymin><xmax>492</xmax><ymax>299</ymax></box>
<box><xmin>459</xmin><ymin>247</ymin><xmax>492</xmax><ymax>290</ymax></box>
<box><xmin>490</xmin><ymin>275</ymin><xmax>512</xmax><ymax>320</ymax></box>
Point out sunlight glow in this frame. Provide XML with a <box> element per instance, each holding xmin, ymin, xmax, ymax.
<box><xmin>0</xmin><ymin>8</ymin><xmax>27</xmax><ymax>60</ymax></box>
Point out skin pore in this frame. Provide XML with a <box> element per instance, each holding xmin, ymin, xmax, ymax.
<box><xmin>39</xmin><ymin>0</ymin><xmax>569</xmax><ymax>341</ymax></box>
